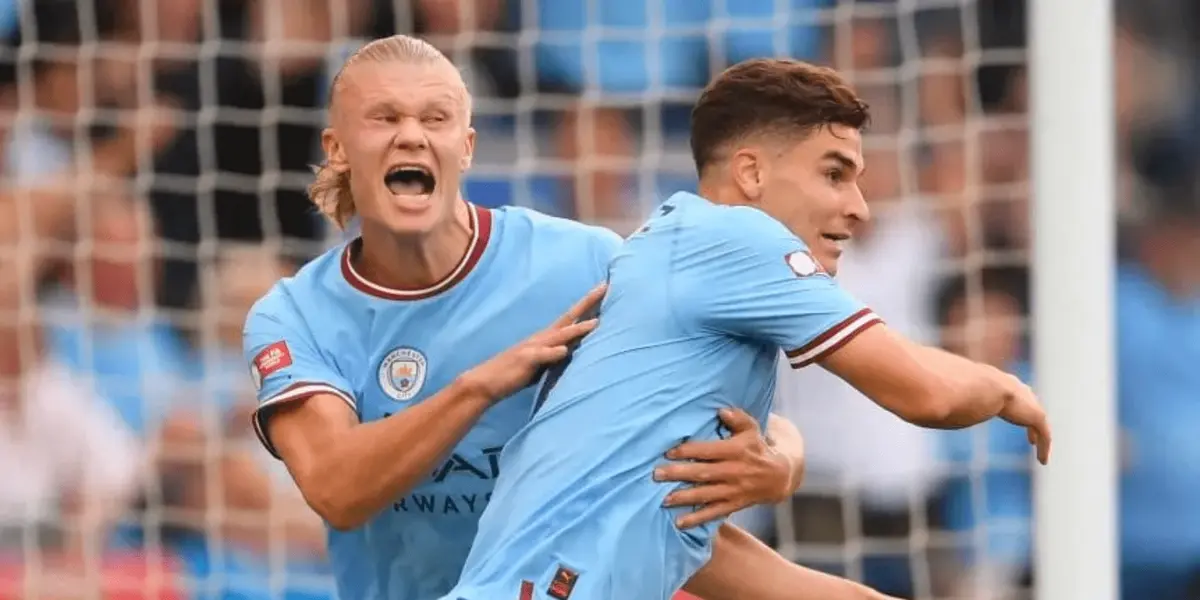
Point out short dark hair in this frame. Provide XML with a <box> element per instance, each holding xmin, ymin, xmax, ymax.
<box><xmin>690</xmin><ymin>59</ymin><xmax>870</xmax><ymax>174</ymax></box>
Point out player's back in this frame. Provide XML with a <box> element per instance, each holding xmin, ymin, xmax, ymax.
<box><xmin>243</xmin><ymin>204</ymin><xmax>622</xmax><ymax>600</ymax></box>
<box><xmin>448</xmin><ymin>194</ymin><xmax>800</xmax><ymax>600</ymax></box>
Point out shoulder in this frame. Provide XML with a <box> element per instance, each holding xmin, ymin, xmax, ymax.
<box><xmin>689</xmin><ymin>202</ymin><xmax>799</xmax><ymax>248</ymax></box>
<box><xmin>493</xmin><ymin>205</ymin><xmax>623</xmax><ymax>259</ymax></box>
<box><xmin>246</xmin><ymin>244</ymin><xmax>345</xmax><ymax>331</ymax></box>
<box><xmin>660</xmin><ymin>195</ymin><xmax>806</xmax><ymax>261</ymax></box>
<box><xmin>495</xmin><ymin>205</ymin><xmax>622</xmax><ymax>245</ymax></box>
<box><xmin>662</xmin><ymin>197</ymin><xmax>823</xmax><ymax>288</ymax></box>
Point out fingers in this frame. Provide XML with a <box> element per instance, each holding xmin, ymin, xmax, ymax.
<box><xmin>674</xmin><ymin>501</ymin><xmax>742</xmax><ymax>530</ymax></box>
<box><xmin>663</xmin><ymin>410</ymin><xmax>758</xmax><ymax>462</ymax></box>
<box><xmin>1014</xmin><ymin>388</ymin><xmax>1051</xmax><ymax>465</ymax></box>
<box><xmin>540</xmin><ymin>318</ymin><xmax>598</xmax><ymax>346</ymax></box>
<box><xmin>526</xmin><ymin>344</ymin><xmax>570</xmax><ymax>365</ymax></box>
<box><xmin>653</xmin><ymin>461</ymin><xmax>737</xmax><ymax>485</ymax></box>
<box><xmin>1033</xmin><ymin>421</ymin><xmax>1052</xmax><ymax>465</ymax></box>
<box><xmin>1022</xmin><ymin>414</ymin><xmax>1051</xmax><ymax>465</ymax></box>
<box><xmin>662</xmin><ymin>484</ymin><xmax>737</xmax><ymax>508</ymax></box>
<box><xmin>1002</xmin><ymin>389</ymin><xmax>1051</xmax><ymax>464</ymax></box>
<box><xmin>718</xmin><ymin>407</ymin><xmax>759</xmax><ymax>434</ymax></box>
<box><xmin>666</xmin><ymin>438</ymin><xmax>741</xmax><ymax>462</ymax></box>
<box><xmin>552</xmin><ymin>283</ymin><xmax>607</xmax><ymax>329</ymax></box>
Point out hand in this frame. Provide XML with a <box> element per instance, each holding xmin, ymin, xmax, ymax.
<box><xmin>996</xmin><ymin>372</ymin><xmax>1052</xmax><ymax>465</ymax></box>
<box><xmin>765</xmin><ymin>414</ymin><xmax>805</xmax><ymax>493</ymax></box>
<box><xmin>457</xmin><ymin>283</ymin><xmax>606</xmax><ymax>402</ymax></box>
<box><xmin>654</xmin><ymin>408</ymin><xmax>792</xmax><ymax>529</ymax></box>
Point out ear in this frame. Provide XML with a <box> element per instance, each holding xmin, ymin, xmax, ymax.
<box><xmin>461</xmin><ymin>127</ymin><xmax>476</xmax><ymax>171</ymax></box>
<box><xmin>730</xmin><ymin>148</ymin><xmax>765</xmax><ymax>202</ymax></box>
<box><xmin>321</xmin><ymin>128</ymin><xmax>349</xmax><ymax>173</ymax></box>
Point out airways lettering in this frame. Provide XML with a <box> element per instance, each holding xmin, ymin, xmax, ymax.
<box><xmin>393</xmin><ymin>492</ymin><xmax>493</xmax><ymax>515</ymax></box>
<box><xmin>431</xmin><ymin>446</ymin><xmax>503</xmax><ymax>482</ymax></box>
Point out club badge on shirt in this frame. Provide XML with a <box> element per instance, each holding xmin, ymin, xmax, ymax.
<box><xmin>784</xmin><ymin>250</ymin><xmax>827</xmax><ymax>278</ymax></box>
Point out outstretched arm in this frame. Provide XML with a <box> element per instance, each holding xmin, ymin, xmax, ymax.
<box><xmin>681</xmin><ymin>208</ymin><xmax>1050</xmax><ymax>464</ymax></box>
<box><xmin>819</xmin><ymin>325</ymin><xmax>1050</xmax><ymax>463</ymax></box>
<box><xmin>683</xmin><ymin>524</ymin><xmax>894</xmax><ymax>600</ymax></box>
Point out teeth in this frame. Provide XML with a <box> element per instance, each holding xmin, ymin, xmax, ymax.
<box><xmin>385</xmin><ymin>165</ymin><xmax>435</xmax><ymax>196</ymax></box>
<box><xmin>392</xmin><ymin>166</ymin><xmax>430</xmax><ymax>176</ymax></box>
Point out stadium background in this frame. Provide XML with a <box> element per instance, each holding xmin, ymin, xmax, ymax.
<box><xmin>0</xmin><ymin>0</ymin><xmax>1194</xmax><ymax>598</ymax></box>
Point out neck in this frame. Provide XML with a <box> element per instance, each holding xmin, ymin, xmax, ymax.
<box><xmin>357</xmin><ymin>199</ymin><xmax>474</xmax><ymax>291</ymax></box>
<box><xmin>696</xmin><ymin>179</ymin><xmax>750</xmax><ymax>208</ymax></box>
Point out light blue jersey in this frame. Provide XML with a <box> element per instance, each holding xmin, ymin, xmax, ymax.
<box><xmin>243</xmin><ymin>204</ymin><xmax>621</xmax><ymax>600</ymax></box>
<box><xmin>446</xmin><ymin>193</ymin><xmax>882</xmax><ymax>600</ymax></box>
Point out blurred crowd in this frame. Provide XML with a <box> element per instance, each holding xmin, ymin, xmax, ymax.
<box><xmin>0</xmin><ymin>0</ymin><xmax>1195</xmax><ymax>599</ymax></box>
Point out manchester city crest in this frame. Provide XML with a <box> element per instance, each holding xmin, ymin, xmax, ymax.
<box><xmin>378</xmin><ymin>347</ymin><xmax>427</xmax><ymax>402</ymax></box>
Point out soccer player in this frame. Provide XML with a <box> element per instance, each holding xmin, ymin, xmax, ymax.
<box><xmin>243</xmin><ymin>35</ymin><xmax>839</xmax><ymax>600</ymax></box>
<box><xmin>445</xmin><ymin>59</ymin><xmax>1052</xmax><ymax>600</ymax></box>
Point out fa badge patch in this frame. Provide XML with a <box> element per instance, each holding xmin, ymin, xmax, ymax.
<box><xmin>379</xmin><ymin>347</ymin><xmax>427</xmax><ymax>402</ymax></box>
<box><xmin>251</xmin><ymin>341</ymin><xmax>292</xmax><ymax>391</ymax></box>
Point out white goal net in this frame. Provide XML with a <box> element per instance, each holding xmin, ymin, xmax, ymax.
<box><xmin>0</xmin><ymin>0</ymin><xmax>1148</xmax><ymax>598</ymax></box>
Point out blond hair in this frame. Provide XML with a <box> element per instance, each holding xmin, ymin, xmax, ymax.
<box><xmin>309</xmin><ymin>35</ymin><xmax>462</xmax><ymax>230</ymax></box>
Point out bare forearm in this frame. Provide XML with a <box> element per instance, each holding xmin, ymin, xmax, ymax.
<box><xmin>822</xmin><ymin>326</ymin><xmax>1017</xmax><ymax>432</ymax></box>
<box><xmin>292</xmin><ymin>379</ymin><xmax>492</xmax><ymax>529</ymax></box>
<box><xmin>683</xmin><ymin>524</ymin><xmax>888</xmax><ymax>600</ymax></box>
<box><xmin>912</xmin><ymin>345</ymin><xmax>1011</xmax><ymax>428</ymax></box>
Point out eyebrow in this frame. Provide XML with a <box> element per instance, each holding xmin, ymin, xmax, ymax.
<box><xmin>822</xmin><ymin>150</ymin><xmax>864</xmax><ymax>175</ymax></box>
<box><xmin>426</xmin><ymin>94</ymin><xmax>460</xmax><ymax>109</ymax></box>
<box><xmin>361</xmin><ymin>100</ymin><xmax>393</xmax><ymax>113</ymax></box>
<box><xmin>360</xmin><ymin>93</ymin><xmax>461</xmax><ymax>113</ymax></box>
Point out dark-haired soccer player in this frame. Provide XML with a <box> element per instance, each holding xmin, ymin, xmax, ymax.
<box><xmin>446</xmin><ymin>58</ymin><xmax>1052</xmax><ymax>600</ymax></box>
<box><xmin>244</xmin><ymin>35</ymin><xmax>835</xmax><ymax>600</ymax></box>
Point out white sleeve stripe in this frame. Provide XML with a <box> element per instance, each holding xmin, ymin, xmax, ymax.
<box><xmin>787</xmin><ymin>311</ymin><xmax>883</xmax><ymax>369</ymax></box>
<box><xmin>252</xmin><ymin>384</ymin><xmax>357</xmax><ymax>460</ymax></box>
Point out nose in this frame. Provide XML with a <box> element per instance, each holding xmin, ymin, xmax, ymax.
<box><xmin>848</xmin><ymin>185</ymin><xmax>870</xmax><ymax>224</ymax></box>
<box><xmin>392</xmin><ymin>116</ymin><xmax>428</xmax><ymax>151</ymax></box>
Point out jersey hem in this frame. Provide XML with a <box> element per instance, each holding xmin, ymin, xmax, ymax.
<box><xmin>253</xmin><ymin>382</ymin><xmax>357</xmax><ymax>459</ymax></box>
<box><xmin>785</xmin><ymin>308</ymin><xmax>883</xmax><ymax>368</ymax></box>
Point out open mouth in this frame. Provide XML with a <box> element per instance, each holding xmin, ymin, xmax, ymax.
<box><xmin>384</xmin><ymin>165</ymin><xmax>436</xmax><ymax>197</ymax></box>
<box><xmin>821</xmin><ymin>233</ymin><xmax>851</xmax><ymax>243</ymax></box>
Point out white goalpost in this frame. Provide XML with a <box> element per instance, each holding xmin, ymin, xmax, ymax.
<box><xmin>1029</xmin><ymin>1</ymin><xmax>1118</xmax><ymax>599</ymax></box>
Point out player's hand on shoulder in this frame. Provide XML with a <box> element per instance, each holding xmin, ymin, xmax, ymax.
<box><xmin>654</xmin><ymin>408</ymin><xmax>793</xmax><ymax>529</ymax></box>
<box><xmin>995</xmin><ymin>370</ymin><xmax>1052</xmax><ymax>465</ymax></box>
<box><xmin>457</xmin><ymin>283</ymin><xmax>606</xmax><ymax>403</ymax></box>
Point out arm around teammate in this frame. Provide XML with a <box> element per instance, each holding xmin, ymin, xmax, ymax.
<box><xmin>655</xmin><ymin>408</ymin><xmax>806</xmax><ymax>529</ymax></box>
<box><xmin>246</xmin><ymin>284</ymin><xmax>605</xmax><ymax>530</ymax></box>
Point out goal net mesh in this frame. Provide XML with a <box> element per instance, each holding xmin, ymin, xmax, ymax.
<box><xmin>0</xmin><ymin>0</ymin><xmax>1062</xmax><ymax>598</ymax></box>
